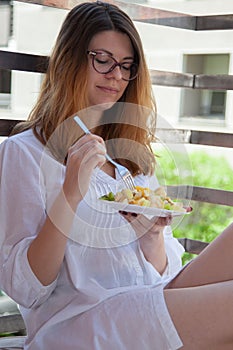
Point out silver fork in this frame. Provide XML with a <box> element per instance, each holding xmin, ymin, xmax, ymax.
<box><xmin>74</xmin><ymin>116</ymin><xmax>135</xmax><ymax>190</ymax></box>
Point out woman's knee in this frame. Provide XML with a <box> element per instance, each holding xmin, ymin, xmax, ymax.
<box><xmin>164</xmin><ymin>282</ymin><xmax>233</xmax><ymax>349</ymax></box>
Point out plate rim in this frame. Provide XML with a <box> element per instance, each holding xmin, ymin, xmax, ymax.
<box><xmin>99</xmin><ymin>199</ymin><xmax>189</xmax><ymax>217</ymax></box>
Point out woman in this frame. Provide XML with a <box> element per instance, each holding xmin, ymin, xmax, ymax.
<box><xmin>0</xmin><ymin>2</ymin><xmax>233</xmax><ymax>349</ymax></box>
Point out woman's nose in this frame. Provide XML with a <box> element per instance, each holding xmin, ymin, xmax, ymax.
<box><xmin>105</xmin><ymin>65</ymin><xmax>123</xmax><ymax>80</ymax></box>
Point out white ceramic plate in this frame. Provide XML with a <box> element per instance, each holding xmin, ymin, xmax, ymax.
<box><xmin>100</xmin><ymin>200</ymin><xmax>190</xmax><ymax>217</ymax></box>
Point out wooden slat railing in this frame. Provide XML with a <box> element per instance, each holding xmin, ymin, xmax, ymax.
<box><xmin>14</xmin><ymin>0</ymin><xmax>233</xmax><ymax>31</ymax></box>
<box><xmin>0</xmin><ymin>315</ymin><xmax>25</xmax><ymax>335</ymax></box>
<box><xmin>1</xmin><ymin>50</ymin><xmax>233</xmax><ymax>90</ymax></box>
<box><xmin>0</xmin><ymin>296</ymin><xmax>26</xmax><ymax>348</ymax></box>
<box><xmin>0</xmin><ymin>119</ymin><xmax>21</xmax><ymax>137</ymax></box>
<box><xmin>1</xmin><ymin>118</ymin><xmax>233</xmax><ymax>148</ymax></box>
<box><xmin>177</xmin><ymin>238</ymin><xmax>209</xmax><ymax>255</ymax></box>
<box><xmin>150</xmin><ymin>70</ymin><xmax>233</xmax><ymax>90</ymax></box>
<box><xmin>167</xmin><ymin>185</ymin><xmax>233</xmax><ymax>207</ymax></box>
<box><xmin>156</xmin><ymin>129</ymin><xmax>233</xmax><ymax>148</ymax></box>
<box><xmin>0</xmin><ymin>50</ymin><xmax>48</xmax><ymax>73</ymax></box>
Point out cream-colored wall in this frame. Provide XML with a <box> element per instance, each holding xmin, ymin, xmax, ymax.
<box><xmin>148</xmin><ymin>0</ymin><xmax>233</xmax><ymax>15</ymax></box>
<box><xmin>10</xmin><ymin>2</ymin><xmax>67</xmax><ymax>118</ymax></box>
<box><xmin>0</xmin><ymin>4</ymin><xmax>11</xmax><ymax>46</ymax></box>
<box><xmin>13</xmin><ymin>3</ymin><xmax>67</xmax><ymax>54</ymax></box>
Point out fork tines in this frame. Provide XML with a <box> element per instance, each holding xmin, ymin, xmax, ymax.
<box><xmin>122</xmin><ymin>172</ymin><xmax>135</xmax><ymax>190</ymax></box>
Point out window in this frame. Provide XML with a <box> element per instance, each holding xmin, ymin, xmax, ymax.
<box><xmin>210</xmin><ymin>91</ymin><xmax>225</xmax><ymax>114</ymax></box>
<box><xmin>0</xmin><ymin>0</ymin><xmax>12</xmax><ymax>47</ymax></box>
<box><xmin>180</xmin><ymin>54</ymin><xmax>229</xmax><ymax>124</ymax></box>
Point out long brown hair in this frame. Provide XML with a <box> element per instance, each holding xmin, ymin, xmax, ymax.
<box><xmin>12</xmin><ymin>1</ymin><xmax>156</xmax><ymax>175</ymax></box>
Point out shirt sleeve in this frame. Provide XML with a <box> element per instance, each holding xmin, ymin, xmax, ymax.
<box><xmin>0</xmin><ymin>138</ymin><xmax>57</xmax><ymax>308</ymax></box>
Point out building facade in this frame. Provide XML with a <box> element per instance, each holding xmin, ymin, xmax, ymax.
<box><xmin>1</xmin><ymin>0</ymin><xmax>233</xmax><ymax>133</ymax></box>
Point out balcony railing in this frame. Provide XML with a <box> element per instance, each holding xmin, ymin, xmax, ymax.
<box><xmin>13</xmin><ymin>0</ymin><xmax>233</xmax><ymax>31</ymax></box>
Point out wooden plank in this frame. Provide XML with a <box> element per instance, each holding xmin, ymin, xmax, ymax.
<box><xmin>167</xmin><ymin>185</ymin><xmax>193</xmax><ymax>202</ymax></box>
<box><xmin>0</xmin><ymin>121</ymin><xmax>232</xmax><ymax>149</ymax></box>
<box><xmin>192</xmin><ymin>187</ymin><xmax>233</xmax><ymax>206</ymax></box>
<box><xmin>196</xmin><ymin>14</ymin><xmax>233</xmax><ymax>31</ymax></box>
<box><xmin>1</xmin><ymin>50</ymin><xmax>233</xmax><ymax>91</ymax></box>
<box><xmin>156</xmin><ymin>128</ymin><xmax>191</xmax><ymax>144</ymax></box>
<box><xmin>0</xmin><ymin>119</ymin><xmax>21</xmax><ymax>137</ymax></box>
<box><xmin>194</xmin><ymin>74</ymin><xmax>233</xmax><ymax>90</ymax></box>
<box><xmin>15</xmin><ymin>0</ymin><xmax>70</xmax><ymax>10</ymax></box>
<box><xmin>15</xmin><ymin>0</ymin><xmax>196</xmax><ymax>30</ymax></box>
<box><xmin>156</xmin><ymin>128</ymin><xmax>233</xmax><ymax>148</ymax></box>
<box><xmin>14</xmin><ymin>0</ymin><xmax>233</xmax><ymax>31</ymax></box>
<box><xmin>151</xmin><ymin>71</ymin><xmax>233</xmax><ymax>90</ymax></box>
<box><xmin>190</xmin><ymin>130</ymin><xmax>233</xmax><ymax>148</ymax></box>
<box><xmin>0</xmin><ymin>120</ymin><xmax>232</xmax><ymax>151</ymax></box>
<box><xmin>150</xmin><ymin>70</ymin><xmax>194</xmax><ymax>88</ymax></box>
<box><xmin>131</xmin><ymin>11</ymin><xmax>196</xmax><ymax>31</ymax></box>
<box><xmin>0</xmin><ymin>315</ymin><xmax>25</xmax><ymax>334</ymax></box>
<box><xmin>137</xmin><ymin>14</ymin><xmax>233</xmax><ymax>31</ymax></box>
<box><xmin>0</xmin><ymin>51</ymin><xmax>48</xmax><ymax>73</ymax></box>
<box><xmin>178</xmin><ymin>238</ymin><xmax>209</xmax><ymax>255</ymax></box>
<box><xmin>167</xmin><ymin>185</ymin><xmax>233</xmax><ymax>206</ymax></box>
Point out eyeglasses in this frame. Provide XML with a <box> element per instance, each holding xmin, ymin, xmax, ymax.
<box><xmin>87</xmin><ymin>50</ymin><xmax>138</xmax><ymax>81</ymax></box>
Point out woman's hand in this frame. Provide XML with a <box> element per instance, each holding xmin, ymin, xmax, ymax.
<box><xmin>120</xmin><ymin>211</ymin><xmax>172</xmax><ymax>274</ymax></box>
<box><xmin>63</xmin><ymin>134</ymin><xmax>106</xmax><ymax>209</ymax></box>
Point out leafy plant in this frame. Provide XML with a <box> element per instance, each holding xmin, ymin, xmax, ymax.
<box><xmin>154</xmin><ymin>148</ymin><xmax>233</xmax><ymax>264</ymax></box>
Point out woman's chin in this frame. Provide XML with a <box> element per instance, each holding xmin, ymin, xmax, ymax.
<box><xmin>92</xmin><ymin>101</ymin><xmax>116</xmax><ymax>112</ymax></box>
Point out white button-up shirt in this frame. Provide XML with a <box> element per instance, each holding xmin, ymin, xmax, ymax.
<box><xmin>0</xmin><ymin>130</ymin><xmax>184</xmax><ymax>349</ymax></box>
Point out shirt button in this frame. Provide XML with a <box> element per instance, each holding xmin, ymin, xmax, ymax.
<box><xmin>40</xmin><ymin>290</ymin><xmax>47</xmax><ymax>296</ymax></box>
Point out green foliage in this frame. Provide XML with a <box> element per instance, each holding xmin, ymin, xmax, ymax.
<box><xmin>154</xmin><ymin>148</ymin><xmax>233</xmax><ymax>264</ymax></box>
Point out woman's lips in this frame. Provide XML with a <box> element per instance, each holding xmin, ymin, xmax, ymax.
<box><xmin>97</xmin><ymin>85</ymin><xmax>119</xmax><ymax>94</ymax></box>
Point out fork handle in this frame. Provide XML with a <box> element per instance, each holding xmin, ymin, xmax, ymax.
<box><xmin>74</xmin><ymin>116</ymin><xmax>91</xmax><ymax>135</ymax></box>
<box><xmin>105</xmin><ymin>154</ymin><xmax>118</xmax><ymax>167</ymax></box>
<box><xmin>74</xmin><ymin>116</ymin><xmax>114</xmax><ymax>164</ymax></box>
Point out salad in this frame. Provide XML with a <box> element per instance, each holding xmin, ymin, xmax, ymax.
<box><xmin>100</xmin><ymin>186</ymin><xmax>187</xmax><ymax>212</ymax></box>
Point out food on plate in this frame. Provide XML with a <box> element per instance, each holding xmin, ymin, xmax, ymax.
<box><xmin>100</xmin><ymin>186</ymin><xmax>188</xmax><ymax>212</ymax></box>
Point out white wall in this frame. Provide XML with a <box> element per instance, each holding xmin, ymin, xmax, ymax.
<box><xmin>149</xmin><ymin>0</ymin><xmax>233</xmax><ymax>16</ymax></box>
<box><xmin>13</xmin><ymin>2</ymin><xmax>67</xmax><ymax>54</ymax></box>
<box><xmin>0</xmin><ymin>4</ymin><xmax>11</xmax><ymax>46</ymax></box>
<box><xmin>0</xmin><ymin>4</ymin><xmax>10</xmax><ymax>46</ymax></box>
<box><xmin>10</xmin><ymin>2</ymin><xmax>67</xmax><ymax>118</ymax></box>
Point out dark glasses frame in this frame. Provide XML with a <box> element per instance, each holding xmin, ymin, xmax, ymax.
<box><xmin>87</xmin><ymin>50</ymin><xmax>138</xmax><ymax>81</ymax></box>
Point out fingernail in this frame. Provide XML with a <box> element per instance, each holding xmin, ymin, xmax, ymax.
<box><xmin>119</xmin><ymin>211</ymin><xmax>128</xmax><ymax>215</ymax></box>
<box><xmin>131</xmin><ymin>213</ymin><xmax>138</xmax><ymax>217</ymax></box>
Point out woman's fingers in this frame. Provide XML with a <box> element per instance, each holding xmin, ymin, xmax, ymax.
<box><xmin>63</xmin><ymin>134</ymin><xmax>106</xmax><ymax>204</ymax></box>
<box><xmin>71</xmin><ymin>133</ymin><xmax>105</xmax><ymax>149</ymax></box>
<box><xmin>68</xmin><ymin>134</ymin><xmax>106</xmax><ymax>167</ymax></box>
<box><xmin>119</xmin><ymin>211</ymin><xmax>172</xmax><ymax>237</ymax></box>
<box><xmin>66</xmin><ymin>135</ymin><xmax>107</xmax><ymax>180</ymax></box>
<box><xmin>119</xmin><ymin>211</ymin><xmax>172</xmax><ymax>227</ymax></box>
